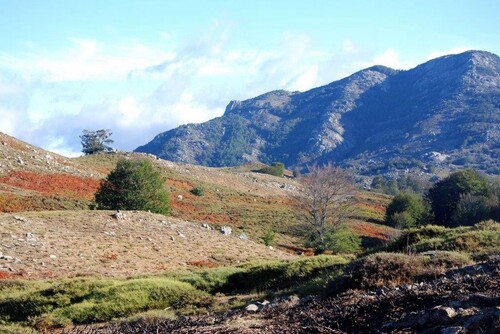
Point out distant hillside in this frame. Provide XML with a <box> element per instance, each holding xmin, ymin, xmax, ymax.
<box><xmin>136</xmin><ymin>50</ymin><xmax>500</xmax><ymax>177</ymax></box>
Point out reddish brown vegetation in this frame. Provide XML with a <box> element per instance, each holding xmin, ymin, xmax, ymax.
<box><xmin>187</xmin><ymin>259</ymin><xmax>217</xmax><ymax>268</ymax></box>
<box><xmin>0</xmin><ymin>171</ymin><xmax>100</xmax><ymax>200</ymax></box>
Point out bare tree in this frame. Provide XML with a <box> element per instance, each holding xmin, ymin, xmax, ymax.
<box><xmin>295</xmin><ymin>162</ymin><xmax>356</xmax><ymax>249</ymax></box>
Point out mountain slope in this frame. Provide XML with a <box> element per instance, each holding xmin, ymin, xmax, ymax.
<box><xmin>136</xmin><ymin>50</ymin><xmax>500</xmax><ymax>176</ymax></box>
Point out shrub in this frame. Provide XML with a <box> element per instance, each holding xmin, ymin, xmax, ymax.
<box><xmin>261</xmin><ymin>229</ymin><xmax>276</xmax><ymax>246</ymax></box>
<box><xmin>383</xmin><ymin>221</ymin><xmax>499</xmax><ymax>254</ymax></box>
<box><xmin>190</xmin><ymin>186</ymin><xmax>205</xmax><ymax>196</ymax></box>
<box><xmin>328</xmin><ymin>253</ymin><xmax>426</xmax><ymax>294</ymax></box>
<box><xmin>385</xmin><ymin>192</ymin><xmax>427</xmax><ymax>228</ymax></box>
<box><xmin>258</xmin><ymin>162</ymin><xmax>285</xmax><ymax>177</ymax></box>
<box><xmin>95</xmin><ymin>158</ymin><xmax>170</xmax><ymax>215</ymax></box>
<box><xmin>308</xmin><ymin>226</ymin><xmax>361</xmax><ymax>254</ymax></box>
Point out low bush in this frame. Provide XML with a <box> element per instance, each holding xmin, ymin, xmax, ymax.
<box><xmin>190</xmin><ymin>186</ymin><xmax>205</xmax><ymax>196</ymax></box>
<box><xmin>384</xmin><ymin>221</ymin><xmax>499</xmax><ymax>254</ymax></box>
<box><xmin>328</xmin><ymin>250</ymin><xmax>474</xmax><ymax>296</ymax></box>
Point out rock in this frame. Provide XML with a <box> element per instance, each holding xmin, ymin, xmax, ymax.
<box><xmin>201</xmin><ymin>223</ymin><xmax>212</xmax><ymax>230</ymax></box>
<box><xmin>17</xmin><ymin>157</ymin><xmax>24</xmax><ymax>165</ymax></box>
<box><xmin>14</xmin><ymin>216</ymin><xmax>27</xmax><ymax>222</ymax></box>
<box><xmin>177</xmin><ymin>231</ymin><xmax>186</xmax><ymax>238</ymax></box>
<box><xmin>177</xmin><ymin>195</ymin><xmax>183</xmax><ymax>200</ymax></box>
<box><xmin>245</xmin><ymin>304</ymin><xmax>259</xmax><ymax>312</ymax></box>
<box><xmin>26</xmin><ymin>232</ymin><xmax>36</xmax><ymax>240</ymax></box>
<box><xmin>49</xmin><ymin>255</ymin><xmax>57</xmax><ymax>259</ymax></box>
<box><xmin>238</xmin><ymin>233</ymin><xmax>248</xmax><ymax>240</ymax></box>
<box><xmin>430</xmin><ymin>306</ymin><xmax>457</xmax><ymax>322</ymax></box>
<box><xmin>441</xmin><ymin>327</ymin><xmax>466</xmax><ymax>334</ymax></box>
<box><xmin>269</xmin><ymin>246</ymin><xmax>274</xmax><ymax>250</ymax></box>
<box><xmin>112</xmin><ymin>210</ymin><xmax>126</xmax><ymax>220</ymax></box>
<box><xmin>221</xmin><ymin>226</ymin><xmax>232</xmax><ymax>235</ymax></box>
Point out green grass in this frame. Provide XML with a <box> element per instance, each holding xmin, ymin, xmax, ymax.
<box><xmin>0</xmin><ymin>255</ymin><xmax>351</xmax><ymax>330</ymax></box>
<box><xmin>0</xmin><ymin>277</ymin><xmax>213</xmax><ymax>330</ymax></box>
<box><xmin>168</xmin><ymin>255</ymin><xmax>351</xmax><ymax>294</ymax></box>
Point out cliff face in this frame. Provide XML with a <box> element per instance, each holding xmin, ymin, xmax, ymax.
<box><xmin>136</xmin><ymin>51</ymin><xmax>500</xmax><ymax>176</ymax></box>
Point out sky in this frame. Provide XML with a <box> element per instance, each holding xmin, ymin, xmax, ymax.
<box><xmin>0</xmin><ymin>0</ymin><xmax>499</xmax><ymax>157</ymax></box>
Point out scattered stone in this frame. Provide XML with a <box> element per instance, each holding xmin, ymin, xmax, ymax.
<box><xmin>17</xmin><ymin>157</ymin><xmax>24</xmax><ymax>165</ymax></box>
<box><xmin>14</xmin><ymin>216</ymin><xmax>27</xmax><ymax>222</ymax></box>
<box><xmin>177</xmin><ymin>231</ymin><xmax>186</xmax><ymax>238</ymax></box>
<box><xmin>25</xmin><ymin>232</ymin><xmax>36</xmax><ymax>240</ymax></box>
<box><xmin>104</xmin><ymin>231</ymin><xmax>117</xmax><ymax>237</ymax></box>
<box><xmin>221</xmin><ymin>226</ymin><xmax>232</xmax><ymax>235</ymax></box>
<box><xmin>245</xmin><ymin>304</ymin><xmax>259</xmax><ymax>312</ymax></box>
<box><xmin>430</xmin><ymin>306</ymin><xmax>457</xmax><ymax>322</ymax></box>
<box><xmin>112</xmin><ymin>210</ymin><xmax>126</xmax><ymax>220</ymax></box>
<box><xmin>49</xmin><ymin>255</ymin><xmax>57</xmax><ymax>259</ymax></box>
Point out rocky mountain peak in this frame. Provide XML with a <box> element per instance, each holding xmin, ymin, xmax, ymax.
<box><xmin>136</xmin><ymin>50</ymin><xmax>500</xmax><ymax>178</ymax></box>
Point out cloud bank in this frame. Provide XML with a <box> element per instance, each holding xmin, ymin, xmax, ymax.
<box><xmin>0</xmin><ymin>27</ymin><xmax>468</xmax><ymax>157</ymax></box>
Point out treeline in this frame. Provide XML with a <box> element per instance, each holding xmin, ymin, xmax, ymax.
<box><xmin>384</xmin><ymin>169</ymin><xmax>500</xmax><ymax>228</ymax></box>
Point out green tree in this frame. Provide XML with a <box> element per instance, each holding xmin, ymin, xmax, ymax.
<box><xmin>385</xmin><ymin>192</ymin><xmax>427</xmax><ymax>228</ymax></box>
<box><xmin>95</xmin><ymin>158</ymin><xmax>170</xmax><ymax>215</ymax></box>
<box><xmin>80</xmin><ymin>129</ymin><xmax>114</xmax><ymax>155</ymax></box>
<box><xmin>427</xmin><ymin>169</ymin><xmax>489</xmax><ymax>226</ymax></box>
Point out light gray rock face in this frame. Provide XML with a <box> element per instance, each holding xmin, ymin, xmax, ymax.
<box><xmin>136</xmin><ymin>51</ymin><xmax>500</xmax><ymax>177</ymax></box>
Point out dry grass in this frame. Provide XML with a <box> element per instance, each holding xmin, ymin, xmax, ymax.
<box><xmin>0</xmin><ymin>210</ymin><xmax>294</xmax><ymax>279</ymax></box>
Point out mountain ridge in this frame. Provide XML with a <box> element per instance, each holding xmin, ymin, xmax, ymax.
<box><xmin>136</xmin><ymin>50</ymin><xmax>500</xmax><ymax>177</ymax></box>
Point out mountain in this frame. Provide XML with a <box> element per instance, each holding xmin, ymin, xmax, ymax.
<box><xmin>135</xmin><ymin>51</ymin><xmax>500</xmax><ymax>177</ymax></box>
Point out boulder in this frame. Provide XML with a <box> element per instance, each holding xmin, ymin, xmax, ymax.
<box><xmin>221</xmin><ymin>226</ymin><xmax>232</xmax><ymax>235</ymax></box>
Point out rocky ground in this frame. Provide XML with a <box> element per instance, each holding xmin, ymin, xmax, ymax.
<box><xmin>66</xmin><ymin>257</ymin><xmax>499</xmax><ymax>333</ymax></box>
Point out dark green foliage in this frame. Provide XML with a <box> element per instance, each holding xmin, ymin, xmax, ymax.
<box><xmin>190</xmin><ymin>186</ymin><xmax>204</xmax><ymax>196</ymax></box>
<box><xmin>95</xmin><ymin>159</ymin><xmax>170</xmax><ymax>215</ymax></box>
<box><xmin>427</xmin><ymin>169</ymin><xmax>490</xmax><ymax>226</ymax></box>
<box><xmin>80</xmin><ymin>129</ymin><xmax>113</xmax><ymax>155</ymax></box>
<box><xmin>385</xmin><ymin>192</ymin><xmax>428</xmax><ymax>228</ymax></box>
<box><xmin>452</xmin><ymin>193</ymin><xmax>499</xmax><ymax>226</ymax></box>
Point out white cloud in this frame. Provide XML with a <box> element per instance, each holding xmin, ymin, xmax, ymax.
<box><xmin>0</xmin><ymin>25</ymin><xmax>474</xmax><ymax>158</ymax></box>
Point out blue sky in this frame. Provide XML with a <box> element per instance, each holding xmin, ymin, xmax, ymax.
<box><xmin>0</xmin><ymin>0</ymin><xmax>498</xmax><ymax>156</ymax></box>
